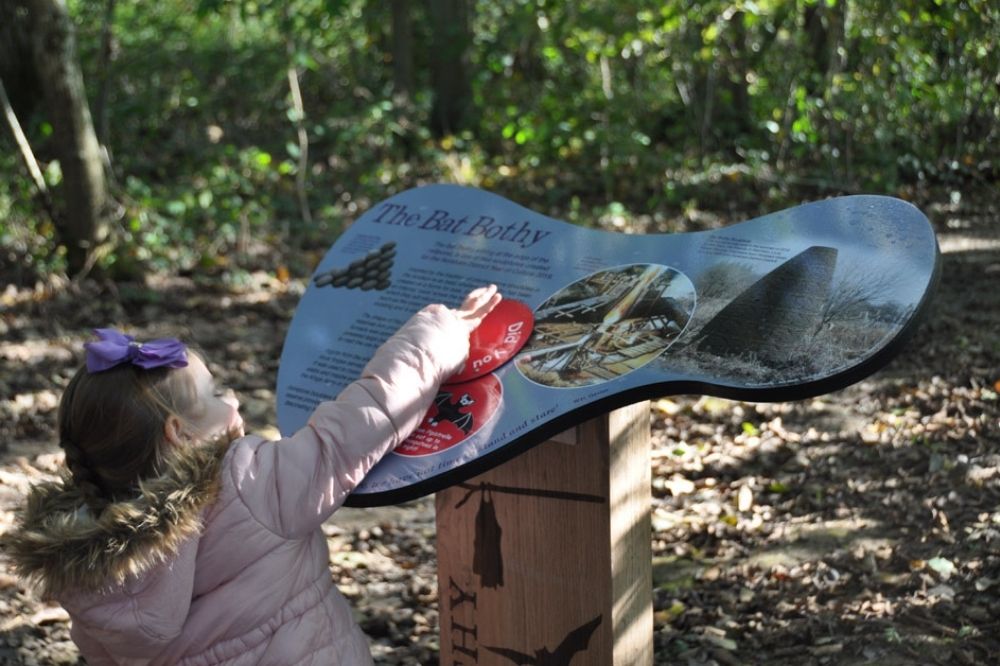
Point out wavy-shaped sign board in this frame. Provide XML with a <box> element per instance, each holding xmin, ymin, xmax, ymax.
<box><xmin>277</xmin><ymin>185</ymin><xmax>939</xmax><ymax>506</ymax></box>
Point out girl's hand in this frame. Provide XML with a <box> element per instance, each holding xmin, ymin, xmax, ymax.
<box><xmin>455</xmin><ymin>284</ymin><xmax>502</xmax><ymax>333</ymax></box>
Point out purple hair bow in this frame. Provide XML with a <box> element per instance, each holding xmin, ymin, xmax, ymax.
<box><xmin>84</xmin><ymin>328</ymin><xmax>189</xmax><ymax>373</ymax></box>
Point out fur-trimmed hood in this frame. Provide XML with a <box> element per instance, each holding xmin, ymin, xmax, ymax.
<box><xmin>3</xmin><ymin>440</ymin><xmax>230</xmax><ymax>599</ymax></box>
<box><xmin>0</xmin><ymin>305</ymin><xmax>466</xmax><ymax>665</ymax></box>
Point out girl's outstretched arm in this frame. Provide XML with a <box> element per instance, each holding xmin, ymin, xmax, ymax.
<box><xmin>229</xmin><ymin>286</ymin><xmax>501</xmax><ymax>538</ymax></box>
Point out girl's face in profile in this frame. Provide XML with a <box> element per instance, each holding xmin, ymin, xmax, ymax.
<box><xmin>179</xmin><ymin>354</ymin><xmax>244</xmax><ymax>440</ymax></box>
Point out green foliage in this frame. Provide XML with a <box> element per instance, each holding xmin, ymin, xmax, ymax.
<box><xmin>0</xmin><ymin>154</ymin><xmax>65</xmax><ymax>281</ymax></box>
<box><xmin>2</xmin><ymin>0</ymin><xmax>997</xmax><ymax>278</ymax></box>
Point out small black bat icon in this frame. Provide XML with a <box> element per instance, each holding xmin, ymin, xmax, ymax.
<box><xmin>484</xmin><ymin>615</ymin><xmax>602</xmax><ymax>666</ymax></box>
<box><xmin>428</xmin><ymin>391</ymin><xmax>476</xmax><ymax>434</ymax></box>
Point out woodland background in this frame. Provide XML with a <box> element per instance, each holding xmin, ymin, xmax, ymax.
<box><xmin>1</xmin><ymin>0</ymin><xmax>997</xmax><ymax>278</ymax></box>
<box><xmin>1</xmin><ymin>1</ymin><xmax>999</xmax><ymax>665</ymax></box>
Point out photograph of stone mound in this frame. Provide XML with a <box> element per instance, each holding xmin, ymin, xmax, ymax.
<box><xmin>664</xmin><ymin>245</ymin><xmax>913</xmax><ymax>386</ymax></box>
<box><xmin>515</xmin><ymin>264</ymin><xmax>696</xmax><ymax>388</ymax></box>
<box><xmin>312</xmin><ymin>241</ymin><xmax>396</xmax><ymax>291</ymax></box>
<box><xmin>698</xmin><ymin>245</ymin><xmax>839</xmax><ymax>361</ymax></box>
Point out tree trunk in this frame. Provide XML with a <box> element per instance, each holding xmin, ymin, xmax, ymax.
<box><xmin>0</xmin><ymin>76</ymin><xmax>57</xmax><ymax>223</ymax></box>
<box><xmin>427</xmin><ymin>0</ymin><xmax>472</xmax><ymax>137</ymax></box>
<box><xmin>803</xmin><ymin>1</ymin><xmax>845</xmax><ymax>93</ymax></box>
<box><xmin>391</xmin><ymin>0</ymin><xmax>414</xmax><ymax>101</ymax></box>
<box><xmin>726</xmin><ymin>10</ymin><xmax>752</xmax><ymax>134</ymax></box>
<box><xmin>92</xmin><ymin>0</ymin><xmax>117</xmax><ymax>146</ymax></box>
<box><xmin>27</xmin><ymin>0</ymin><xmax>109</xmax><ymax>274</ymax></box>
<box><xmin>0</xmin><ymin>0</ymin><xmax>40</xmax><ymax>121</ymax></box>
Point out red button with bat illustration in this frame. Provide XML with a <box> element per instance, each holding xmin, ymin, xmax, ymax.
<box><xmin>446</xmin><ymin>299</ymin><xmax>534</xmax><ymax>384</ymax></box>
<box><xmin>394</xmin><ymin>374</ymin><xmax>503</xmax><ymax>457</ymax></box>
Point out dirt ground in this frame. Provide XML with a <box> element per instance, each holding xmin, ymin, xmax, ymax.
<box><xmin>0</xmin><ymin>190</ymin><xmax>997</xmax><ymax>665</ymax></box>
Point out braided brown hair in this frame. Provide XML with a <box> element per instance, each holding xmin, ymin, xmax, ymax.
<box><xmin>59</xmin><ymin>436</ymin><xmax>111</xmax><ymax>509</ymax></box>
<box><xmin>58</xmin><ymin>355</ymin><xmax>201</xmax><ymax>507</ymax></box>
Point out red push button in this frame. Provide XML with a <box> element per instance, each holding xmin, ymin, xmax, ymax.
<box><xmin>447</xmin><ymin>299</ymin><xmax>534</xmax><ymax>384</ymax></box>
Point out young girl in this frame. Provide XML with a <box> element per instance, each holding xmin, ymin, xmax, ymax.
<box><xmin>5</xmin><ymin>285</ymin><xmax>502</xmax><ymax>666</ymax></box>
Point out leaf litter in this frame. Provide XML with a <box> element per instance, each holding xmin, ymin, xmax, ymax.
<box><xmin>0</xmin><ymin>194</ymin><xmax>998</xmax><ymax>665</ymax></box>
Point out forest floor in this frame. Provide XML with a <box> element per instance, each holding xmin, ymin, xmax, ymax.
<box><xmin>0</xmin><ymin>188</ymin><xmax>998</xmax><ymax>665</ymax></box>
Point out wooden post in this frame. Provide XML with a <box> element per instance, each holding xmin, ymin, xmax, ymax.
<box><xmin>435</xmin><ymin>401</ymin><xmax>653</xmax><ymax>665</ymax></box>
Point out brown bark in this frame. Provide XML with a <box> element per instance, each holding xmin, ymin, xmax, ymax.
<box><xmin>27</xmin><ymin>0</ymin><xmax>109</xmax><ymax>274</ymax></box>
<box><xmin>391</xmin><ymin>0</ymin><xmax>414</xmax><ymax>101</ymax></box>
<box><xmin>0</xmin><ymin>0</ymin><xmax>39</xmax><ymax>120</ymax></box>
<box><xmin>427</xmin><ymin>0</ymin><xmax>472</xmax><ymax>137</ymax></box>
<box><xmin>0</xmin><ymin>75</ymin><xmax>58</xmax><ymax>223</ymax></box>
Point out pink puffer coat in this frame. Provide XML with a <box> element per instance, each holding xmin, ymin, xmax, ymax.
<box><xmin>4</xmin><ymin>305</ymin><xmax>469</xmax><ymax>665</ymax></box>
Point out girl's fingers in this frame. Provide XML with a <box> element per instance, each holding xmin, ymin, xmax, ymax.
<box><xmin>460</xmin><ymin>285</ymin><xmax>498</xmax><ymax>314</ymax></box>
<box><xmin>461</xmin><ymin>285</ymin><xmax>498</xmax><ymax>310</ymax></box>
<box><xmin>456</xmin><ymin>285</ymin><xmax>502</xmax><ymax>330</ymax></box>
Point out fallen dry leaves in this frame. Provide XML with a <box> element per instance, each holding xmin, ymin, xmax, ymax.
<box><xmin>1</xmin><ymin>194</ymin><xmax>998</xmax><ymax>664</ymax></box>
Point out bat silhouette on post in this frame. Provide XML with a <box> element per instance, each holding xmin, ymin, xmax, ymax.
<box><xmin>483</xmin><ymin>615</ymin><xmax>602</xmax><ymax>665</ymax></box>
<box><xmin>428</xmin><ymin>391</ymin><xmax>476</xmax><ymax>434</ymax></box>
